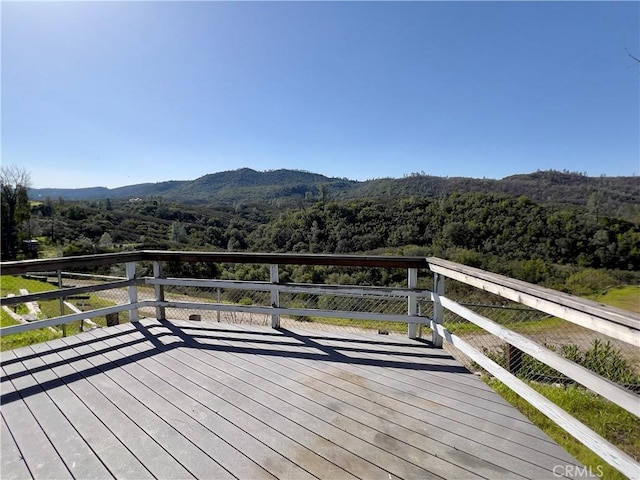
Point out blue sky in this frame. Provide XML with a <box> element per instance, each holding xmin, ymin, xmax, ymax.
<box><xmin>2</xmin><ymin>1</ymin><xmax>639</xmax><ymax>189</ymax></box>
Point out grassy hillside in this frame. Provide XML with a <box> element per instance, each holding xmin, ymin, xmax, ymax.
<box><xmin>592</xmin><ymin>286</ymin><xmax>640</xmax><ymax>313</ymax></box>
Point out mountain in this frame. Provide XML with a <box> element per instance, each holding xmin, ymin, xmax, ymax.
<box><xmin>28</xmin><ymin>168</ymin><xmax>639</xmax><ymax>221</ymax></box>
<box><xmin>29</xmin><ymin>168</ymin><xmax>352</xmax><ymax>202</ymax></box>
<box><xmin>353</xmin><ymin>171</ymin><xmax>639</xmax><ymax>206</ymax></box>
<box><xmin>28</xmin><ymin>181</ymin><xmax>185</xmax><ymax>201</ymax></box>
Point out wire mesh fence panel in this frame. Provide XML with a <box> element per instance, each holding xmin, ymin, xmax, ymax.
<box><xmin>149</xmin><ymin>263</ymin><xmax>435</xmax><ymax>336</ymax></box>
<box><xmin>278</xmin><ymin>291</ymin><xmax>413</xmax><ymax>334</ymax></box>
<box><xmin>440</xmin><ymin>277</ymin><xmax>640</xmax><ymax>393</ymax></box>
<box><xmin>434</xmin><ymin>275</ymin><xmax>640</xmax><ymax>469</ymax></box>
<box><xmin>57</xmin><ymin>268</ymin><xmax>133</xmax><ymax>331</ymax></box>
<box><xmin>0</xmin><ymin>267</ymin><xmax>135</xmax><ymax>343</ymax></box>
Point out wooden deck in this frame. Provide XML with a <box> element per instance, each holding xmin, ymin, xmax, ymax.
<box><xmin>1</xmin><ymin>318</ymin><xmax>590</xmax><ymax>479</ymax></box>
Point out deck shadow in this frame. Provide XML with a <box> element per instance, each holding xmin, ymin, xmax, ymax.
<box><xmin>1</xmin><ymin>319</ymin><xmax>468</xmax><ymax>405</ymax></box>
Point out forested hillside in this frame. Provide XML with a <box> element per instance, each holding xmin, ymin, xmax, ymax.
<box><xmin>25</xmin><ymin>187</ymin><xmax>640</xmax><ymax>294</ymax></box>
<box><xmin>29</xmin><ymin>168</ymin><xmax>640</xmax><ymax>222</ymax></box>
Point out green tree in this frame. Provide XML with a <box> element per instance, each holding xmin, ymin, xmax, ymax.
<box><xmin>169</xmin><ymin>221</ymin><xmax>188</xmax><ymax>243</ymax></box>
<box><xmin>1</xmin><ymin>165</ymin><xmax>31</xmax><ymax>260</ymax></box>
<box><xmin>98</xmin><ymin>232</ymin><xmax>114</xmax><ymax>249</ymax></box>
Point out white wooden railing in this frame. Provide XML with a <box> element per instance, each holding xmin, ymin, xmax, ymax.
<box><xmin>425</xmin><ymin>258</ymin><xmax>639</xmax><ymax>479</ymax></box>
<box><xmin>1</xmin><ymin>251</ymin><xmax>638</xmax><ymax>478</ymax></box>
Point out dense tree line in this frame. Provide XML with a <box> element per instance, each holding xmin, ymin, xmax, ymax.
<box><xmin>21</xmin><ymin>190</ymin><xmax>639</xmax><ymax>291</ymax></box>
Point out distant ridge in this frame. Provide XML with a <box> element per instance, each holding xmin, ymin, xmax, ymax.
<box><xmin>29</xmin><ymin>168</ymin><xmax>355</xmax><ymax>203</ymax></box>
<box><xmin>28</xmin><ymin>168</ymin><xmax>639</xmax><ymax>215</ymax></box>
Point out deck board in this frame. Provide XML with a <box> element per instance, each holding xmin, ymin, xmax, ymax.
<box><xmin>171</xmin><ymin>327</ymin><xmax>494</xmax><ymax>479</ymax></box>
<box><xmin>5</xmin><ymin>349</ymin><xmax>114</xmax><ymax>480</ymax></box>
<box><xmin>2</xmin><ymin>358</ymin><xmax>72</xmax><ymax>479</ymax></box>
<box><xmin>158</xmin><ymin>335</ymin><xmax>447</xmax><ymax>479</ymax></box>
<box><xmin>294</xmin><ymin>328</ymin><xmax>574</xmax><ymax>459</ymax></box>
<box><xmin>1</xmin><ymin>410</ymin><xmax>33</xmax><ymax>480</ymax></box>
<box><xmin>184</xmin><ymin>322</ymin><xmax>576</xmax><ymax>478</ymax></box>
<box><xmin>90</xmin><ymin>327</ymin><xmax>355</xmax><ymax>480</ymax></box>
<box><xmin>66</xmin><ymin>326</ymin><xmax>279</xmax><ymax>480</ymax></box>
<box><xmin>1</xmin><ymin>318</ymin><xmax>591</xmax><ymax>479</ymax></box>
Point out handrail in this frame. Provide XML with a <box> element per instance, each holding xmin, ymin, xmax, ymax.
<box><xmin>0</xmin><ymin>279</ymin><xmax>138</xmax><ymax>306</ymax></box>
<box><xmin>425</xmin><ymin>257</ymin><xmax>640</xmax><ymax>478</ymax></box>
<box><xmin>431</xmin><ymin>321</ymin><xmax>639</xmax><ymax>479</ymax></box>
<box><xmin>0</xmin><ymin>250</ymin><xmax>429</xmax><ymax>276</ymax></box>
<box><xmin>427</xmin><ymin>257</ymin><xmax>640</xmax><ymax>347</ymax></box>
<box><xmin>438</xmin><ymin>295</ymin><xmax>638</xmax><ymax>415</ymax></box>
<box><xmin>140</xmin><ymin>250</ymin><xmax>430</xmax><ymax>268</ymax></box>
<box><xmin>0</xmin><ymin>251</ymin><xmax>145</xmax><ymax>275</ymax></box>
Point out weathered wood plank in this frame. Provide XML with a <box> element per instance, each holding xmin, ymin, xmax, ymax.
<box><xmin>79</xmin><ymin>327</ymin><xmax>276</xmax><ymax>480</ymax></box>
<box><xmin>294</xmin><ymin>327</ymin><xmax>517</xmax><ymax>404</ymax></box>
<box><xmin>159</xmin><ymin>346</ymin><xmax>444</xmax><ymax>479</ymax></box>
<box><xmin>242</xmin><ymin>324</ymin><xmax>562</xmax><ymax>447</ymax></box>
<box><xmin>1</xmin><ymin>356</ymin><xmax>72</xmax><ymax>479</ymax></box>
<box><xmin>50</xmin><ymin>334</ymin><xmax>239</xmax><ymax>479</ymax></box>
<box><xmin>175</xmin><ymin>327</ymin><xmax>506</xmax><ymax>479</ymax></box>
<box><xmin>113</xmin><ymin>320</ymin><xmax>436</xmax><ymax>479</ymax></box>
<box><xmin>2</xmin><ymin>319</ymin><xmax>599</xmax><ymax>480</ymax></box>
<box><xmin>105</xmin><ymin>329</ymin><xmax>381</xmax><ymax>479</ymax></box>
<box><xmin>79</xmin><ymin>326</ymin><xmax>318</xmax><ymax>480</ymax></box>
<box><xmin>22</xmin><ymin>339</ymin><xmax>158</xmax><ymax>479</ymax></box>
<box><xmin>295</xmin><ymin>327</ymin><xmax>560</xmax><ymax>443</ymax></box>
<box><xmin>50</xmin><ymin>336</ymin><xmax>232</xmax><ymax>480</ymax></box>
<box><xmin>8</xmin><ymin>346</ymin><xmax>114</xmax><ymax>479</ymax></box>
<box><xmin>166</xmin><ymin>319</ymin><xmax>585</xmax><ymax>478</ymax></box>
<box><xmin>187</xmin><ymin>321</ymin><xmax>577</xmax><ymax>478</ymax></box>
<box><xmin>1</xmin><ymin>350</ymin><xmax>35</xmax><ymax>480</ymax></box>
<box><xmin>1</xmin><ymin>411</ymin><xmax>33</xmax><ymax>480</ymax></box>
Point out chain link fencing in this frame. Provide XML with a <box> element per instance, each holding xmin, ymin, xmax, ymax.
<box><xmin>436</xmin><ymin>277</ymin><xmax>639</xmax><ymax>393</ymax></box>
<box><xmin>156</xmin><ymin>264</ymin><xmax>423</xmax><ymax>336</ymax></box>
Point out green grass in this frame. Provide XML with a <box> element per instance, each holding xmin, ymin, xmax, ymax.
<box><xmin>0</xmin><ymin>310</ymin><xmax>61</xmax><ymax>351</ymax></box>
<box><xmin>486</xmin><ymin>379</ymin><xmax>638</xmax><ymax>480</ymax></box>
<box><xmin>446</xmin><ymin>313</ymin><xmax>566</xmax><ymax>336</ymax></box>
<box><xmin>592</xmin><ymin>285</ymin><xmax>640</xmax><ymax>314</ymax></box>
<box><xmin>0</xmin><ymin>275</ymin><xmax>129</xmax><ymax>351</ymax></box>
<box><xmin>0</xmin><ymin>275</ymin><xmax>57</xmax><ymax>296</ymax></box>
<box><xmin>285</xmin><ymin>314</ymin><xmax>413</xmax><ymax>333</ymax></box>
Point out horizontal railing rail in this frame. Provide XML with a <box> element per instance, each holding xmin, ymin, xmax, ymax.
<box><xmin>0</xmin><ymin>250</ymin><xmax>429</xmax><ymax>276</ymax></box>
<box><xmin>425</xmin><ymin>257</ymin><xmax>639</xmax><ymax>479</ymax></box>
<box><xmin>1</xmin><ymin>250</ymin><xmax>638</xmax><ymax>477</ymax></box>
<box><xmin>0</xmin><ymin>279</ymin><xmax>138</xmax><ymax>306</ymax></box>
<box><xmin>427</xmin><ymin>257</ymin><xmax>639</xmax><ymax>346</ymax></box>
<box><xmin>0</xmin><ymin>252</ymin><xmax>430</xmax><ymax>339</ymax></box>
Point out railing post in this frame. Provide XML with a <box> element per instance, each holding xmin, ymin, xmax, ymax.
<box><xmin>270</xmin><ymin>264</ymin><xmax>280</xmax><ymax>328</ymax></box>
<box><xmin>407</xmin><ymin>268</ymin><xmax>419</xmax><ymax>339</ymax></box>
<box><xmin>432</xmin><ymin>272</ymin><xmax>445</xmax><ymax>347</ymax></box>
<box><xmin>153</xmin><ymin>261</ymin><xmax>165</xmax><ymax>321</ymax></box>
<box><xmin>217</xmin><ymin>288</ymin><xmax>221</xmax><ymax>322</ymax></box>
<box><xmin>126</xmin><ymin>262</ymin><xmax>139</xmax><ymax>322</ymax></box>
<box><xmin>106</xmin><ymin>312</ymin><xmax>120</xmax><ymax>327</ymax></box>
<box><xmin>57</xmin><ymin>270</ymin><xmax>66</xmax><ymax>337</ymax></box>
